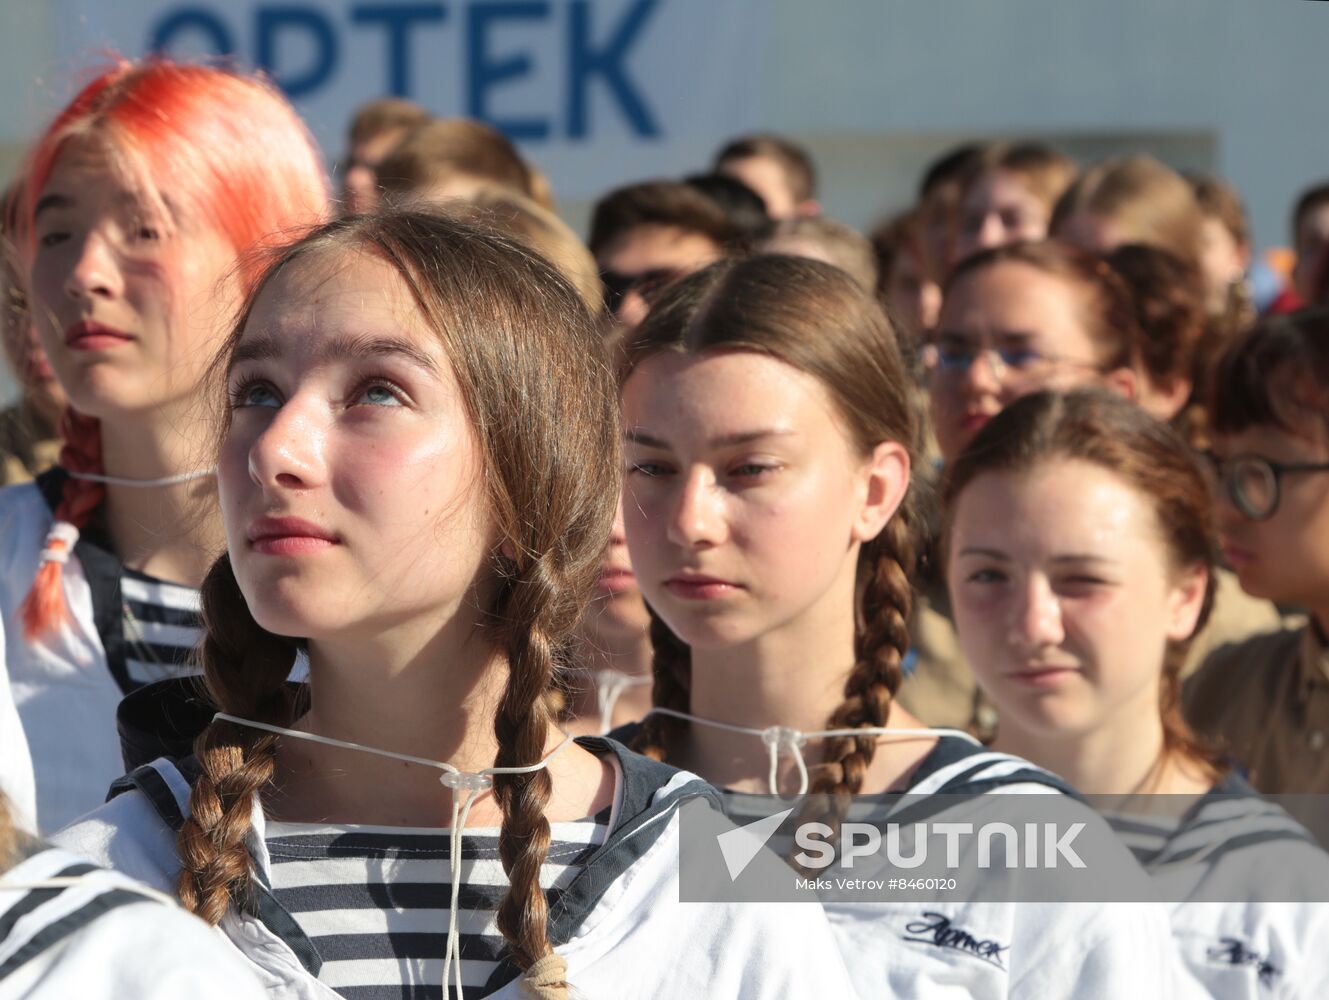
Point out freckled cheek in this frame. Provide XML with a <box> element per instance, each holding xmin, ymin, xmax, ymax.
<box><xmin>342</xmin><ymin>437</ymin><xmax>480</xmax><ymax>523</ymax></box>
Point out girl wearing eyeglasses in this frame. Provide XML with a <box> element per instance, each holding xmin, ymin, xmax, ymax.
<box><xmin>908</xmin><ymin>240</ymin><xmax>1278</xmax><ymax>735</ymax></box>
<box><xmin>1186</xmin><ymin>308</ymin><xmax>1329</xmax><ymax>794</ymax></box>
<box><xmin>927</xmin><ymin>241</ymin><xmax>1137</xmax><ymax>465</ymax></box>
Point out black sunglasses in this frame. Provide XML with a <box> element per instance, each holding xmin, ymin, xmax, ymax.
<box><xmin>599</xmin><ymin>267</ymin><xmax>683</xmax><ymax>315</ymax></box>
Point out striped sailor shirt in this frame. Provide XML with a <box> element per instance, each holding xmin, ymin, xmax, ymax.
<box><xmin>265</xmin><ymin>808</ymin><xmax>609</xmax><ymax>999</ymax></box>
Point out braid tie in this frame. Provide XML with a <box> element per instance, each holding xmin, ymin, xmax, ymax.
<box><xmin>520</xmin><ymin>953</ymin><xmax>571</xmax><ymax>999</ymax></box>
<box><xmin>37</xmin><ymin>521</ymin><xmax>79</xmax><ymax>564</ymax></box>
<box><xmin>21</xmin><ymin>409</ymin><xmax>104</xmax><ymax>638</ymax></box>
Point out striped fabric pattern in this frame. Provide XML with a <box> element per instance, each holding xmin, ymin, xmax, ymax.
<box><xmin>1106</xmin><ymin>773</ymin><xmax>1322</xmax><ymax>871</ymax></box>
<box><xmin>265</xmin><ymin>813</ymin><xmax>608</xmax><ymax>999</ymax></box>
<box><xmin>120</xmin><ymin>568</ymin><xmax>203</xmax><ymax>688</ymax></box>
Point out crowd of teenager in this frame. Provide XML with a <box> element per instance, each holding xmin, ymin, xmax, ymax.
<box><xmin>0</xmin><ymin>56</ymin><xmax>1328</xmax><ymax>998</ymax></box>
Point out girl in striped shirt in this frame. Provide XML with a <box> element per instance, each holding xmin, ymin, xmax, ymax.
<box><xmin>2</xmin><ymin>58</ymin><xmax>328</xmax><ymax>830</ymax></box>
<box><xmin>615</xmin><ymin>254</ymin><xmax>1178</xmax><ymax>997</ymax></box>
<box><xmin>56</xmin><ymin>210</ymin><xmax>857</xmax><ymax>999</ymax></box>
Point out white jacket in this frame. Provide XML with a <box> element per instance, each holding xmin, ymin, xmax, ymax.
<box><xmin>0</xmin><ymin>625</ymin><xmax>35</xmax><ymax>834</ymax></box>
<box><xmin>721</xmin><ymin>734</ymin><xmax>1182</xmax><ymax>999</ymax></box>
<box><xmin>53</xmin><ymin>734</ymin><xmax>863</xmax><ymax>999</ymax></box>
<box><xmin>1110</xmin><ymin>772</ymin><xmax>1329</xmax><ymax>999</ymax></box>
<box><xmin>0</xmin><ymin>479</ymin><xmax>133</xmax><ymax>832</ymax></box>
<box><xmin>0</xmin><ymin>839</ymin><xmax>265</xmax><ymax>998</ymax></box>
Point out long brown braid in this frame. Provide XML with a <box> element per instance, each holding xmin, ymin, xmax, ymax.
<box><xmin>631</xmin><ymin>608</ymin><xmax>693</xmax><ymax>762</ymax></box>
<box><xmin>176</xmin><ymin>554</ymin><xmax>301</xmax><ymax>923</ymax></box>
<box><xmin>176</xmin><ymin>211</ymin><xmax>617</xmax><ymax>994</ymax></box>
<box><xmin>622</xmin><ymin>255</ymin><xmax>920</xmax><ymax>795</ymax></box>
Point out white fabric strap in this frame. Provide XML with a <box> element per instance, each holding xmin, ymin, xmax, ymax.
<box><xmin>67</xmin><ymin>467</ymin><xmax>216</xmax><ymax>487</ymax></box>
<box><xmin>646</xmin><ymin>706</ymin><xmax>975</xmax><ymax>795</ymax></box>
<box><xmin>0</xmin><ymin>876</ymin><xmax>178</xmax><ymax>907</ymax></box>
<box><xmin>213</xmin><ymin>712</ymin><xmax>575</xmax><ymax>1000</ymax></box>
<box><xmin>38</xmin><ymin>521</ymin><xmax>80</xmax><ymax>565</ymax></box>
<box><xmin>594</xmin><ymin>670</ymin><xmax>651</xmax><ymax>734</ymax></box>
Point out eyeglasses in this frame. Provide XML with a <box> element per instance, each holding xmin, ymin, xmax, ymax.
<box><xmin>931</xmin><ymin>338</ymin><xmax>1101</xmax><ymax>388</ymax></box>
<box><xmin>599</xmin><ymin>267</ymin><xmax>682</xmax><ymax>315</ymax></box>
<box><xmin>1202</xmin><ymin>451</ymin><xmax>1329</xmax><ymax>520</ymax></box>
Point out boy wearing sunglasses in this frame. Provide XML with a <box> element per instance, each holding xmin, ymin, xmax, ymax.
<box><xmin>1186</xmin><ymin>308</ymin><xmax>1329</xmax><ymax>793</ymax></box>
<box><xmin>588</xmin><ymin>181</ymin><xmax>739</xmax><ymax>328</ymax></box>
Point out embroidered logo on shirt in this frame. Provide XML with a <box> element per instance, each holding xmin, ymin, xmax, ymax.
<box><xmin>1206</xmin><ymin>938</ymin><xmax>1280</xmax><ymax>987</ymax></box>
<box><xmin>903</xmin><ymin>912</ymin><xmax>1009</xmax><ymax>969</ymax></box>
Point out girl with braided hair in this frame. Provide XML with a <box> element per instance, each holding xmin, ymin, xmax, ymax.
<box><xmin>54</xmin><ymin>209</ymin><xmax>856</xmax><ymax>999</ymax></box>
<box><xmin>944</xmin><ymin>388</ymin><xmax>1329</xmax><ymax>998</ymax></box>
<box><xmin>2</xmin><ymin>58</ymin><xmax>328</xmax><ymax>830</ymax></box>
<box><xmin>616</xmin><ymin>254</ymin><xmax>1177</xmax><ymax>997</ymax></box>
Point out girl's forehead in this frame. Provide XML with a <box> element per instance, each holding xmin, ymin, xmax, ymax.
<box><xmin>958</xmin><ymin>461</ymin><xmax>1152</xmax><ymax>539</ymax></box>
<box><xmin>42</xmin><ymin>131</ymin><xmax>179</xmax><ymax>225</ymax></box>
<box><xmin>628</xmin><ymin>350</ymin><xmax>828</xmax><ymax>413</ymax></box>
<box><xmin>238</xmin><ymin>249</ymin><xmax>440</xmax><ymax>355</ymax></box>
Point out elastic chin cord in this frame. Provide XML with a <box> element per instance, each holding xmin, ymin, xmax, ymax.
<box><xmin>68</xmin><ymin>467</ymin><xmax>216</xmax><ymax>487</ymax></box>
<box><xmin>594</xmin><ymin>671</ymin><xmax>651</xmax><ymax>734</ymax></box>
<box><xmin>646</xmin><ymin>706</ymin><xmax>972</xmax><ymax>796</ymax></box>
<box><xmin>214</xmin><ymin>713</ymin><xmax>575</xmax><ymax>1000</ymax></box>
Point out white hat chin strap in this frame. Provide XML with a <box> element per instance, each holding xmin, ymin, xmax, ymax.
<box><xmin>593</xmin><ymin>670</ymin><xmax>651</xmax><ymax>734</ymax></box>
<box><xmin>214</xmin><ymin>713</ymin><xmax>575</xmax><ymax>1000</ymax></box>
<box><xmin>646</xmin><ymin>707</ymin><xmax>971</xmax><ymax>796</ymax></box>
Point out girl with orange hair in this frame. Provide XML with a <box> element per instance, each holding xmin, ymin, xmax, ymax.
<box><xmin>3</xmin><ymin>58</ymin><xmax>328</xmax><ymax>830</ymax></box>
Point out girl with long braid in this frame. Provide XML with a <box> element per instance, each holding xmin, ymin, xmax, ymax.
<box><xmin>54</xmin><ymin>210</ymin><xmax>856</xmax><ymax>999</ymax></box>
<box><xmin>617</xmin><ymin>254</ymin><xmax>1177</xmax><ymax>997</ymax></box>
<box><xmin>3</xmin><ymin>59</ymin><xmax>328</xmax><ymax>830</ymax></box>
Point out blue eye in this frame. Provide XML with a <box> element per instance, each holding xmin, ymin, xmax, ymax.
<box><xmin>358</xmin><ymin>383</ymin><xmax>404</xmax><ymax>407</ymax></box>
<box><xmin>936</xmin><ymin>344</ymin><xmax>976</xmax><ymax>369</ymax></box>
<box><xmin>231</xmin><ymin>378</ymin><xmax>279</xmax><ymax>409</ymax></box>
<box><xmin>997</xmin><ymin>347</ymin><xmax>1043</xmax><ymax>369</ymax></box>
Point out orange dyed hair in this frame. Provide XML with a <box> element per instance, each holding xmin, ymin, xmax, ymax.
<box><xmin>17</xmin><ymin>59</ymin><xmax>329</xmax><ymax>637</ymax></box>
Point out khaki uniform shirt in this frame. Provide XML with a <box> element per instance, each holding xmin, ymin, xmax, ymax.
<box><xmin>1184</xmin><ymin>621</ymin><xmax>1329</xmax><ymax>794</ymax></box>
<box><xmin>0</xmin><ymin>402</ymin><xmax>59</xmax><ymax>486</ymax></box>
<box><xmin>901</xmin><ymin>569</ymin><xmax>1282</xmax><ymax>739</ymax></box>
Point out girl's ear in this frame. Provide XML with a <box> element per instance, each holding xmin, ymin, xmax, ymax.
<box><xmin>851</xmin><ymin>440</ymin><xmax>911</xmax><ymax>543</ymax></box>
<box><xmin>1166</xmin><ymin>562</ymin><xmax>1209</xmax><ymax>642</ymax></box>
<box><xmin>1100</xmin><ymin>365</ymin><xmax>1139</xmax><ymax>403</ymax></box>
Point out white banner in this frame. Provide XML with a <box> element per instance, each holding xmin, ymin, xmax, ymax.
<box><xmin>45</xmin><ymin>0</ymin><xmax>769</xmax><ymax>201</ymax></box>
